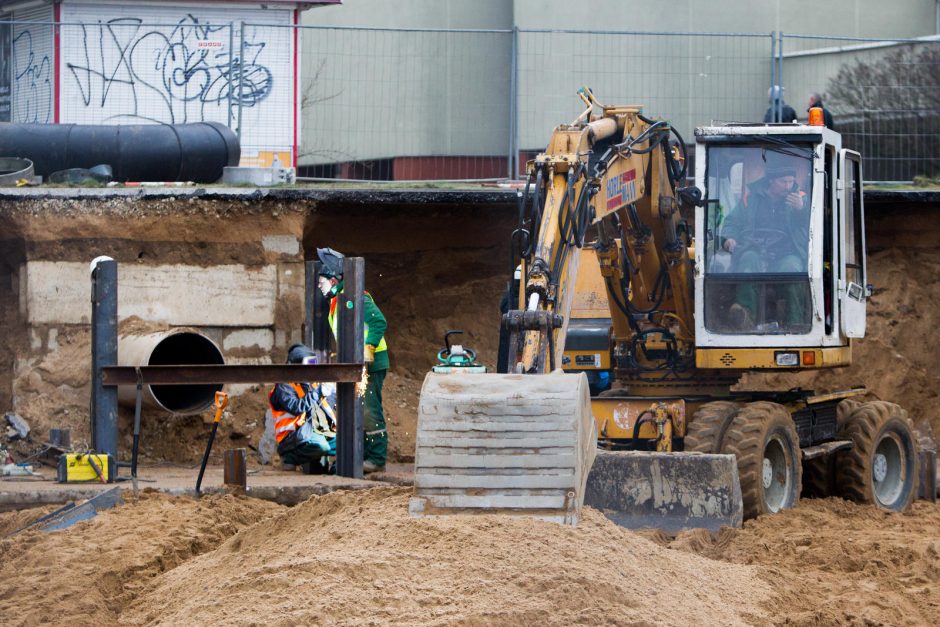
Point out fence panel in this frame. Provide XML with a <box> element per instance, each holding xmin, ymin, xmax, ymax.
<box><xmin>3</xmin><ymin>18</ymin><xmax>939</xmax><ymax>183</ymax></box>
<box><xmin>782</xmin><ymin>34</ymin><xmax>940</xmax><ymax>182</ymax></box>
<box><xmin>297</xmin><ymin>25</ymin><xmax>513</xmax><ymax>181</ymax></box>
<box><xmin>516</xmin><ymin>30</ymin><xmax>774</xmax><ymax>175</ymax></box>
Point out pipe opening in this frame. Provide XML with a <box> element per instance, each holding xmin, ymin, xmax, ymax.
<box><xmin>148</xmin><ymin>332</ymin><xmax>224</xmax><ymax>413</ymax></box>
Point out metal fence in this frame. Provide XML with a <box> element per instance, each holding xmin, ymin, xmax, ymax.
<box><xmin>2</xmin><ymin>19</ymin><xmax>939</xmax><ymax>182</ymax></box>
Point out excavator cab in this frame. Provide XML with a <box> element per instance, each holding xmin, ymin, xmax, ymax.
<box><xmin>694</xmin><ymin>125</ymin><xmax>868</xmax><ymax>367</ymax></box>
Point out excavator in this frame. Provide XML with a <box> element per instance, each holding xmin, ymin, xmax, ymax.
<box><xmin>410</xmin><ymin>89</ymin><xmax>921</xmax><ymax>530</ymax></box>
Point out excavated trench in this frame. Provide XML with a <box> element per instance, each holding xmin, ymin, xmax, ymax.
<box><xmin>0</xmin><ymin>190</ymin><xmax>938</xmax><ymax>464</ymax></box>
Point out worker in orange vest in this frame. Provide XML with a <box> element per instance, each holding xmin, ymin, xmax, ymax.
<box><xmin>270</xmin><ymin>343</ymin><xmax>336</xmax><ymax>472</ymax></box>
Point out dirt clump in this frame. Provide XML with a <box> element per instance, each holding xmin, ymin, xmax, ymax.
<box><xmin>121</xmin><ymin>487</ymin><xmax>768</xmax><ymax>625</ymax></box>
<box><xmin>0</xmin><ymin>491</ymin><xmax>283</xmax><ymax>625</ymax></box>
<box><xmin>655</xmin><ymin>498</ymin><xmax>940</xmax><ymax>625</ymax></box>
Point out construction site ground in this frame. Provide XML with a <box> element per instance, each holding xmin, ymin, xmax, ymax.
<box><xmin>0</xmin><ymin>186</ymin><xmax>938</xmax><ymax>625</ymax></box>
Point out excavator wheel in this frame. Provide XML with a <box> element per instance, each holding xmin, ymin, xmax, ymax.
<box><xmin>722</xmin><ymin>401</ymin><xmax>802</xmax><ymax>519</ymax></box>
<box><xmin>685</xmin><ymin>401</ymin><xmax>739</xmax><ymax>453</ymax></box>
<box><xmin>834</xmin><ymin>401</ymin><xmax>919</xmax><ymax>512</ymax></box>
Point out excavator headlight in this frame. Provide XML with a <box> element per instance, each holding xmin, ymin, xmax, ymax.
<box><xmin>774</xmin><ymin>351</ymin><xmax>800</xmax><ymax>367</ymax></box>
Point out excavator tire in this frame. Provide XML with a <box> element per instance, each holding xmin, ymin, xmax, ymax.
<box><xmin>685</xmin><ymin>401</ymin><xmax>739</xmax><ymax>453</ymax></box>
<box><xmin>722</xmin><ymin>401</ymin><xmax>802</xmax><ymax>519</ymax></box>
<box><xmin>834</xmin><ymin>401</ymin><xmax>919</xmax><ymax>512</ymax></box>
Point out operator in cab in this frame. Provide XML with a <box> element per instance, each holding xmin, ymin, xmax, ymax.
<box><xmin>720</xmin><ymin>163</ymin><xmax>810</xmax><ymax>331</ymax></box>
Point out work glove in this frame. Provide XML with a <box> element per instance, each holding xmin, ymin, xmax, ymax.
<box><xmin>364</xmin><ymin>344</ymin><xmax>375</xmax><ymax>363</ymax></box>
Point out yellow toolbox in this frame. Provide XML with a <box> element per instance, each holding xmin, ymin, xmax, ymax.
<box><xmin>57</xmin><ymin>453</ymin><xmax>116</xmax><ymax>483</ymax></box>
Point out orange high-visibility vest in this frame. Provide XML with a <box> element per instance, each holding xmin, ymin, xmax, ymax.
<box><xmin>269</xmin><ymin>383</ymin><xmax>307</xmax><ymax>444</ymax></box>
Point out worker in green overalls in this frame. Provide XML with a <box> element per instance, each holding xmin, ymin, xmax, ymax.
<box><xmin>316</xmin><ymin>247</ymin><xmax>389</xmax><ymax>473</ymax></box>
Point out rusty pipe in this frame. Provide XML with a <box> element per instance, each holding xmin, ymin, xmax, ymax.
<box><xmin>118</xmin><ymin>330</ymin><xmax>225</xmax><ymax>415</ymax></box>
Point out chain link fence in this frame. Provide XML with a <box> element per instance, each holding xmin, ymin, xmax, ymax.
<box><xmin>3</xmin><ymin>18</ymin><xmax>939</xmax><ymax>182</ymax></box>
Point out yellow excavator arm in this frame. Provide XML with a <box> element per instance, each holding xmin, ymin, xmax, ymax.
<box><xmin>505</xmin><ymin>89</ymin><xmax>697</xmax><ymax>381</ymax></box>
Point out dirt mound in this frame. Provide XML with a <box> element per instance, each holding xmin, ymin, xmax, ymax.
<box><xmin>657</xmin><ymin>499</ymin><xmax>940</xmax><ymax>625</ymax></box>
<box><xmin>122</xmin><ymin>488</ymin><xmax>768</xmax><ymax>625</ymax></box>
<box><xmin>0</xmin><ymin>491</ymin><xmax>283</xmax><ymax>625</ymax></box>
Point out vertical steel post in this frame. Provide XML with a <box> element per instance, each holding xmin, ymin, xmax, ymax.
<box><xmin>306</xmin><ymin>260</ymin><xmax>331</xmax><ymax>362</ymax></box>
<box><xmin>90</xmin><ymin>259</ymin><xmax>118</xmax><ymax>459</ymax></box>
<box><xmin>304</xmin><ymin>260</ymin><xmax>316</xmax><ymax>348</ymax></box>
<box><xmin>335</xmin><ymin>257</ymin><xmax>364</xmax><ymax>478</ymax></box>
<box><xmin>508</xmin><ymin>26</ymin><xmax>519</xmax><ymax>179</ymax></box>
<box><xmin>223</xmin><ymin>448</ymin><xmax>248</xmax><ymax>490</ymax></box>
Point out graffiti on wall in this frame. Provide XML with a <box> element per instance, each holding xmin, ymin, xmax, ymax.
<box><xmin>65</xmin><ymin>15</ymin><xmax>272</xmax><ymax>124</ymax></box>
<box><xmin>12</xmin><ymin>28</ymin><xmax>53</xmax><ymax>123</ymax></box>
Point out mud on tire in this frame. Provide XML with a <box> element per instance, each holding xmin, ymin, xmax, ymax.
<box><xmin>685</xmin><ymin>401</ymin><xmax>738</xmax><ymax>453</ymax></box>
<box><xmin>723</xmin><ymin>401</ymin><xmax>802</xmax><ymax>519</ymax></box>
<box><xmin>835</xmin><ymin>401</ymin><xmax>919</xmax><ymax>512</ymax></box>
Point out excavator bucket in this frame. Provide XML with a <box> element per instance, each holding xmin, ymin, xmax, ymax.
<box><xmin>410</xmin><ymin>371</ymin><xmax>597</xmax><ymax>525</ymax></box>
<box><xmin>584</xmin><ymin>450</ymin><xmax>743</xmax><ymax>533</ymax></box>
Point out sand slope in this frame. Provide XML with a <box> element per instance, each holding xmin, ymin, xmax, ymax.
<box><xmin>121</xmin><ymin>487</ymin><xmax>768</xmax><ymax>626</ymax></box>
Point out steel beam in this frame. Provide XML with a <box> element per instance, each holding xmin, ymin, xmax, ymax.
<box><xmin>101</xmin><ymin>363</ymin><xmax>363</xmax><ymax>386</ymax></box>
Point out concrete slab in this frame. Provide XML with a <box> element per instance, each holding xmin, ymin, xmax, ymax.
<box><xmin>24</xmin><ymin>262</ymin><xmax>277</xmax><ymax>326</ymax></box>
<box><xmin>0</xmin><ymin>463</ymin><xmax>415</xmax><ymax>511</ymax></box>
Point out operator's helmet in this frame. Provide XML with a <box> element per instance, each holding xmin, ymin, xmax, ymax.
<box><xmin>768</xmin><ymin>85</ymin><xmax>785</xmax><ymax>102</ymax></box>
<box><xmin>316</xmin><ymin>247</ymin><xmax>345</xmax><ymax>279</ymax></box>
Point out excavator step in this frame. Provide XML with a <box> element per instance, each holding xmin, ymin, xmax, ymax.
<box><xmin>584</xmin><ymin>450</ymin><xmax>743</xmax><ymax>534</ymax></box>
<box><xmin>410</xmin><ymin>371</ymin><xmax>596</xmax><ymax>525</ymax></box>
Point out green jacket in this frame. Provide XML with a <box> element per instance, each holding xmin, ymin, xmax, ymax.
<box><xmin>328</xmin><ymin>282</ymin><xmax>389</xmax><ymax>372</ymax></box>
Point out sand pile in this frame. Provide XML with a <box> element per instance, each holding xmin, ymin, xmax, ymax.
<box><xmin>0</xmin><ymin>492</ymin><xmax>282</xmax><ymax>625</ymax></box>
<box><xmin>121</xmin><ymin>487</ymin><xmax>769</xmax><ymax>626</ymax></box>
<box><xmin>651</xmin><ymin>498</ymin><xmax>940</xmax><ymax>625</ymax></box>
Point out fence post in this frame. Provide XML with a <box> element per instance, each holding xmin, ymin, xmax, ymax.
<box><xmin>237</xmin><ymin>21</ymin><xmax>246</xmax><ymax>141</ymax></box>
<box><xmin>777</xmin><ymin>32</ymin><xmax>785</xmax><ymax>122</ymax></box>
<box><xmin>508</xmin><ymin>25</ymin><xmax>519</xmax><ymax>180</ymax></box>
<box><xmin>769</xmin><ymin>32</ymin><xmax>777</xmax><ymax>122</ymax></box>
<box><xmin>228</xmin><ymin>22</ymin><xmax>235</xmax><ymax>128</ymax></box>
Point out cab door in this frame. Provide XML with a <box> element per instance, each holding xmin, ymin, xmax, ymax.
<box><xmin>839</xmin><ymin>150</ymin><xmax>866</xmax><ymax>337</ymax></box>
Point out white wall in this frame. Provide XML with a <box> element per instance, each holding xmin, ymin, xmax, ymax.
<box><xmin>57</xmin><ymin>2</ymin><xmax>295</xmax><ymax>166</ymax></box>
<box><xmin>10</xmin><ymin>4</ymin><xmax>54</xmax><ymax>123</ymax></box>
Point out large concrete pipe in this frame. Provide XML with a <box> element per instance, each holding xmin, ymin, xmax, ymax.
<box><xmin>118</xmin><ymin>330</ymin><xmax>225</xmax><ymax>415</ymax></box>
<box><xmin>0</xmin><ymin>122</ymin><xmax>239</xmax><ymax>183</ymax></box>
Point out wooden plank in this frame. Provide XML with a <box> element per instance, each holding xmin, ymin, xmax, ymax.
<box><xmin>417</xmin><ymin>453</ymin><xmax>576</xmax><ymax>469</ymax></box>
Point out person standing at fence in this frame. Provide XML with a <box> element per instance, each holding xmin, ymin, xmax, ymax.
<box><xmin>807</xmin><ymin>92</ymin><xmax>836</xmax><ymax>130</ymax></box>
<box><xmin>763</xmin><ymin>85</ymin><xmax>797</xmax><ymax>123</ymax></box>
